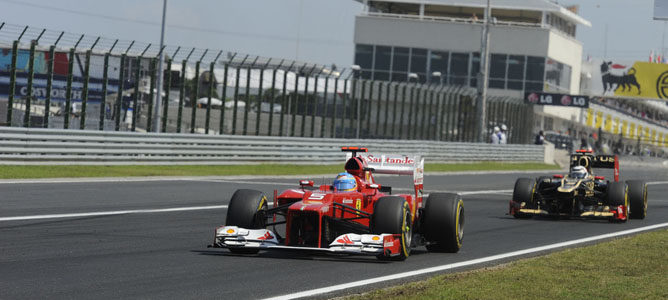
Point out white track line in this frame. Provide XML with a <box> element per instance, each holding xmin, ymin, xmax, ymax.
<box><xmin>0</xmin><ymin>205</ymin><xmax>228</xmax><ymax>222</ymax></box>
<box><xmin>264</xmin><ymin>222</ymin><xmax>668</xmax><ymax>300</ymax></box>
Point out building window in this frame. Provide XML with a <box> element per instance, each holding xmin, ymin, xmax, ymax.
<box><xmin>354</xmin><ymin>44</ymin><xmax>374</xmax><ymax>79</ymax></box>
<box><xmin>470</xmin><ymin>52</ymin><xmax>480</xmax><ymax>87</ymax></box>
<box><xmin>507</xmin><ymin>55</ymin><xmax>525</xmax><ymax>90</ymax></box>
<box><xmin>429</xmin><ymin>51</ymin><xmax>448</xmax><ymax>84</ymax></box>
<box><xmin>489</xmin><ymin>54</ymin><xmax>507</xmax><ymax>89</ymax></box>
<box><xmin>374</xmin><ymin>46</ymin><xmax>392</xmax><ymax>71</ymax></box>
<box><xmin>392</xmin><ymin>47</ymin><xmax>409</xmax><ymax>82</ymax></box>
<box><xmin>545</xmin><ymin>58</ymin><xmax>571</xmax><ymax>92</ymax></box>
<box><xmin>525</xmin><ymin>56</ymin><xmax>545</xmax><ymax>92</ymax></box>
<box><xmin>410</xmin><ymin>48</ymin><xmax>428</xmax><ymax>83</ymax></box>
<box><xmin>449</xmin><ymin>52</ymin><xmax>469</xmax><ymax>85</ymax></box>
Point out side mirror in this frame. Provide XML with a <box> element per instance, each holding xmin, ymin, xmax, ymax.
<box><xmin>553</xmin><ymin>174</ymin><xmax>564</xmax><ymax>179</ymax></box>
<box><xmin>299</xmin><ymin>180</ymin><xmax>314</xmax><ymax>188</ymax></box>
<box><xmin>367</xmin><ymin>183</ymin><xmax>379</xmax><ymax>189</ymax></box>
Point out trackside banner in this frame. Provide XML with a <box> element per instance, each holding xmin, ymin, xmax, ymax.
<box><xmin>582</xmin><ymin>59</ymin><xmax>668</xmax><ymax>100</ymax></box>
<box><xmin>524</xmin><ymin>92</ymin><xmax>589</xmax><ymax>108</ymax></box>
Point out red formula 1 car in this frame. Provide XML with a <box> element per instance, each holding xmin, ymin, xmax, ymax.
<box><xmin>210</xmin><ymin>147</ymin><xmax>464</xmax><ymax>260</ymax></box>
<box><xmin>510</xmin><ymin>150</ymin><xmax>648</xmax><ymax>222</ymax></box>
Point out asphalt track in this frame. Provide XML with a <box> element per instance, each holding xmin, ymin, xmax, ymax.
<box><xmin>1</xmin><ymin>167</ymin><xmax>667</xmax><ymax>299</ymax></box>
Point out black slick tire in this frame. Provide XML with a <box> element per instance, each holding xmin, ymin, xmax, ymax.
<box><xmin>626</xmin><ymin>180</ymin><xmax>648</xmax><ymax>219</ymax></box>
<box><xmin>512</xmin><ymin>178</ymin><xmax>536</xmax><ymax>219</ymax></box>
<box><xmin>225</xmin><ymin>189</ymin><xmax>268</xmax><ymax>254</ymax></box>
<box><xmin>606</xmin><ymin>181</ymin><xmax>628</xmax><ymax>222</ymax></box>
<box><xmin>372</xmin><ymin>196</ymin><xmax>411</xmax><ymax>261</ymax></box>
<box><xmin>423</xmin><ymin>193</ymin><xmax>464</xmax><ymax>253</ymax></box>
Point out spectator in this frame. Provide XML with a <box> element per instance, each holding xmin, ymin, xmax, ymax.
<box><xmin>490</xmin><ymin>126</ymin><xmax>500</xmax><ymax>144</ymax></box>
<box><xmin>535</xmin><ymin>130</ymin><xmax>545</xmax><ymax>145</ymax></box>
<box><xmin>499</xmin><ymin>124</ymin><xmax>508</xmax><ymax>144</ymax></box>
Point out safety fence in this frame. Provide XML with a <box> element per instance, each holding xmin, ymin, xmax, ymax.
<box><xmin>0</xmin><ymin>127</ymin><xmax>547</xmax><ymax>164</ymax></box>
<box><xmin>0</xmin><ymin>23</ymin><xmax>533</xmax><ymax>144</ymax></box>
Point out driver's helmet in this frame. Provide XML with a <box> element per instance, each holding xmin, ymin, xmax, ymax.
<box><xmin>333</xmin><ymin>172</ymin><xmax>357</xmax><ymax>192</ymax></box>
<box><xmin>569</xmin><ymin>165</ymin><xmax>589</xmax><ymax>179</ymax></box>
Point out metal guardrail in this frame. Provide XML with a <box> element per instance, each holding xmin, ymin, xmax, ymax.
<box><xmin>0</xmin><ymin>126</ymin><xmax>545</xmax><ymax>164</ymax></box>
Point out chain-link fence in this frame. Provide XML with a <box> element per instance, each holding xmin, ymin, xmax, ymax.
<box><xmin>0</xmin><ymin>22</ymin><xmax>534</xmax><ymax>143</ymax></box>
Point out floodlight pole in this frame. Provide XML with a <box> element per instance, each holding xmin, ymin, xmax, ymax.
<box><xmin>476</xmin><ymin>0</ymin><xmax>491</xmax><ymax>143</ymax></box>
<box><xmin>154</xmin><ymin>0</ymin><xmax>167</xmax><ymax>132</ymax></box>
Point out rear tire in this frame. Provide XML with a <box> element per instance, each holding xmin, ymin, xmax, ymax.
<box><xmin>423</xmin><ymin>193</ymin><xmax>464</xmax><ymax>253</ymax></box>
<box><xmin>626</xmin><ymin>180</ymin><xmax>648</xmax><ymax>219</ymax></box>
<box><xmin>225</xmin><ymin>189</ymin><xmax>268</xmax><ymax>254</ymax></box>
<box><xmin>606</xmin><ymin>182</ymin><xmax>628</xmax><ymax>222</ymax></box>
<box><xmin>372</xmin><ymin>196</ymin><xmax>411</xmax><ymax>261</ymax></box>
<box><xmin>512</xmin><ymin>178</ymin><xmax>536</xmax><ymax>219</ymax></box>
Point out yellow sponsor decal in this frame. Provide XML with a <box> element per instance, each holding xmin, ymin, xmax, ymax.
<box><xmin>621</xmin><ymin>120</ymin><xmax>628</xmax><ymax>137</ymax></box>
<box><xmin>355</xmin><ymin>199</ymin><xmax>361</xmax><ymax>211</ymax></box>
<box><xmin>595</xmin><ymin>111</ymin><xmax>604</xmax><ymax>128</ymax></box>
<box><xmin>604</xmin><ymin>114</ymin><xmax>612</xmax><ymax>132</ymax></box>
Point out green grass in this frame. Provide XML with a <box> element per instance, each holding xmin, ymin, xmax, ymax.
<box><xmin>0</xmin><ymin>162</ymin><xmax>559</xmax><ymax>179</ymax></box>
<box><xmin>353</xmin><ymin>229</ymin><xmax>668</xmax><ymax>300</ymax></box>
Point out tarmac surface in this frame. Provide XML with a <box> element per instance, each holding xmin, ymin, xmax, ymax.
<box><xmin>1</xmin><ymin>167</ymin><xmax>667</xmax><ymax>299</ymax></box>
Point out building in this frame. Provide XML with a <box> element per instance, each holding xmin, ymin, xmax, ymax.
<box><xmin>352</xmin><ymin>0</ymin><xmax>590</xmax><ymax>95</ymax></box>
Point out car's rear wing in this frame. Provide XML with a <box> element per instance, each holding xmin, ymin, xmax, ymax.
<box><xmin>347</xmin><ymin>152</ymin><xmax>424</xmax><ymax>181</ymax></box>
<box><xmin>570</xmin><ymin>153</ymin><xmax>619</xmax><ymax>182</ymax></box>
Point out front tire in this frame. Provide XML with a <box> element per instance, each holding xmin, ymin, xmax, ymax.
<box><xmin>512</xmin><ymin>178</ymin><xmax>536</xmax><ymax>219</ymax></box>
<box><xmin>627</xmin><ymin>180</ymin><xmax>648</xmax><ymax>219</ymax></box>
<box><xmin>606</xmin><ymin>181</ymin><xmax>628</xmax><ymax>222</ymax></box>
<box><xmin>372</xmin><ymin>196</ymin><xmax>412</xmax><ymax>261</ymax></box>
<box><xmin>423</xmin><ymin>193</ymin><xmax>464</xmax><ymax>253</ymax></box>
<box><xmin>225</xmin><ymin>189</ymin><xmax>268</xmax><ymax>254</ymax></box>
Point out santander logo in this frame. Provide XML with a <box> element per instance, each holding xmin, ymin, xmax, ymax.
<box><xmin>257</xmin><ymin>231</ymin><xmax>274</xmax><ymax>240</ymax></box>
<box><xmin>362</xmin><ymin>155</ymin><xmax>414</xmax><ymax>165</ymax></box>
<box><xmin>336</xmin><ymin>235</ymin><xmax>354</xmax><ymax>245</ymax></box>
<box><xmin>527</xmin><ymin>92</ymin><xmax>539</xmax><ymax>103</ymax></box>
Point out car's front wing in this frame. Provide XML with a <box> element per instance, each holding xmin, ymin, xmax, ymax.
<box><xmin>209</xmin><ymin>226</ymin><xmax>403</xmax><ymax>256</ymax></box>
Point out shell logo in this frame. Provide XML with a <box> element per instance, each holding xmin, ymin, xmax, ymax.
<box><xmin>371</xmin><ymin>236</ymin><xmax>380</xmax><ymax>241</ymax></box>
<box><xmin>226</xmin><ymin>229</ymin><xmax>236</xmax><ymax>234</ymax></box>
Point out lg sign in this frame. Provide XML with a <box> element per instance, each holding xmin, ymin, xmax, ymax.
<box><xmin>524</xmin><ymin>92</ymin><xmax>589</xmax><ymax>108</ymax></box>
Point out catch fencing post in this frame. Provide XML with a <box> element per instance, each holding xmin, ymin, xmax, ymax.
<box><xmin>267</xmin><ymin>59</ymin><xmax>283</xmax><ymax>136</ymax></box>
<box><xmin>320</xmin><ymin>70</ymin><xmax>330</xmax><ymax>138</ymax></box>
<box><xmin>79</xmin><ymin>37</ymin><xmax>99</xmax><ymax>130</ymax></box>
<box><xmin>219</xmin><ymin>52</ymin><xmax>235</xmax><ymax>134</ymax></box>
<box><xmin>191</xmin><ymin>49</ymin><xmax>208</xmax><ymax>134</ymax></box>
<box><xmin>256</xmin><ymin>58</ymin><xmax>271</xmax><ymax>136</ymax></box>
<box><xmin>99</xmin><ymin>39</ymin><xmax>118</xmax><ymax>130</ymax></box>
<box><xmin>132</xmin><ymin>44</ymin><xmax>151</xmax><ymax>132</ymax></box>
<box><xmin>310</xmin><ymin>67</ymin><xmax>322</xmax><ymax>137</ymax></box>
<box><xmin>7</xmin><ymin>27</ymin><xmax>28</xmax><ymax>126</ymax></box>
<box><xmin>279</xmin><ymin>61</ymin><xmax>294</xmax><ymax>137</ymax></box>
<box><xmin>64</xmin><ymin>34</ymin><xmax>84</xmax><ymax>129</ymax></box>
<box><xmin>232</xmin><ymin>54</ymin><xmax>249</xmax><ymax>135</ymax></box>
<box><xmin>205</xmin><ymin>50</ymin><xmax>222</xmax><ymax>134</ymax></box>
<box><xmin>45</xmin><ymin>32</ymin><xmax>64</xmax><ymax>128</ymax></box>
<box><xmin>161</xmin><ymin>46</ymin><xmax>179</xmax><ymax>133</ymax></box>
<box><xmin>242</xmin><ymin>56</ymin><xmax>258</xmax><ymax>135</ymax></box>
<box><xmin>116</xmin><ymin>41</ymin><xmax>134</xmax><ymax>131</ymax></box>
<box><xmin>24</xmin><ymin>39</ymin><xmax>37</xmax><ymax>127</ymax></box>
<box><xmin>177</xmin><ymin>48</ymin><xmax>195</xmax><ymax>133</ymax></box>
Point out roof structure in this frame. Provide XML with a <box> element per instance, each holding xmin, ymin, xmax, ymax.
<box><xmin>357</xmin><ymin>0</ymin><xmax>591</xmax><ymax>27</ymax></box>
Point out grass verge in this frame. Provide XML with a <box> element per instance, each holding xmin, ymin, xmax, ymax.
<box><xmin>0</xmin><ymin>162</ymin><xmax>559</xmax><ymax>179</ymax></box>
<box><xmin>353</xmin><ymin>229</ymin><xmax>668</xmax><ymax>300</ymax></box>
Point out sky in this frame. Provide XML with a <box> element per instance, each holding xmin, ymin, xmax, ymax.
<box><xmin>0</xmin><ymin>0</ymin><xmax>666</xmax><ymax>67</ymax></box>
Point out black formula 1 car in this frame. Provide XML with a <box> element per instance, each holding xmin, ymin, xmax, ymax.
<box><xmin>510</xmin><ymin>150</ymin><xmax>648</xmax><ymax>222</ymax></box>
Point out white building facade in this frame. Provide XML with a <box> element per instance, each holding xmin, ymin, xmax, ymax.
<box><xmin>353</xmin><ymin>0</ymin><xmax>590</xmax><ymax>95</ymax></box>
